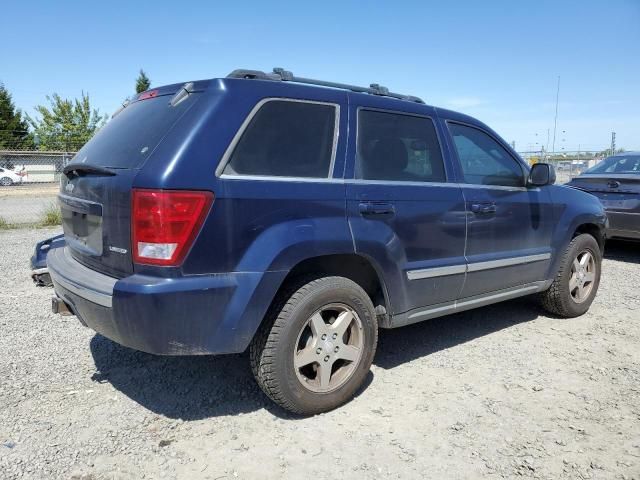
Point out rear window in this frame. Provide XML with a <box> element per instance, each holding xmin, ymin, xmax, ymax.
<box><xmin>223</xmin><ymin>99</ymin><xmax>337</xmax><ymax>178</ymax></box>
<box><xmin>585</xmin><ymin>155</ymin><xmax>640</xmax><ymax>174</ymax></box>
<box><xmin>70</xmin><ymin>93</ymin><xmax>201</xmax><ymax>169</ymax></box>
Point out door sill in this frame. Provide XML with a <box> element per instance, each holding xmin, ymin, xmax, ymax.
<box><xmin>389</xmin><ymin>280</ymin><xmax>552</xmax><ymax>328</ymax></box>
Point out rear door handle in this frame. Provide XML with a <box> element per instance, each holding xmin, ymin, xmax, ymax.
<box><xmin>470</xmin><ymin>202</ymin><xmax>496</xmax><ymax>215</ymax></box>
<box><xmin>359</xmin><ymin>202</ymin><xmax>395</xmax><ymax>217</ymax></box>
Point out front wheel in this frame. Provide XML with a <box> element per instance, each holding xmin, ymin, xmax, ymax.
<box><xmin>0</xmin><ymin>177</ymin><xmax>13</xmax><ymax>186</ymax></box>
<box><xmin>540</xmin><ymin>233</ymin><xmax>602</xmax><ymax>317</ymax></box>
<box><xmin>250</xmin><ymin>276</ymin><xmax>378</xmax><ymax>415</ymax></box>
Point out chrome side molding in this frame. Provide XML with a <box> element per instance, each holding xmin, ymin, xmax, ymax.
<box><xmin>407</xmin><ymin>252</ymin><xmax>551</xmax><ymax>280</ymax></box>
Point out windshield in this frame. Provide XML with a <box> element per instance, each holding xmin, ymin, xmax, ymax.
<box><xmin>69</xmin><ymin>92</ymin><xmax>201</xmax><ymax>169</ymax></box>
<box><xmin>584</xmin><ymin>155</ymin><xmax>640</xmax><ymax>175</ymax></box>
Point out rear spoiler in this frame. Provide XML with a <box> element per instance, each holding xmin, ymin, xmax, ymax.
<box><xmin>112</xmin><ymin>79</ymin><xmax>211</xmax><ymax>118</ymax></box>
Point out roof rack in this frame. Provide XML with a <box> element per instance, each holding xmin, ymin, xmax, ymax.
<box><xmin>227</xmin><ymin>68</ymin><xmax>425</xmax><ymax>104</ymax></box>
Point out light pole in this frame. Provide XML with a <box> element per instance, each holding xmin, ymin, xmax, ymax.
<box><xmin>551</xmin><ymin>76</ymin><xmax>560</xmax><ymax>154</ymax></box>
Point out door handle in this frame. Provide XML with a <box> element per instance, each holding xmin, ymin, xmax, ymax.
<box><xmin>359</xmin><ymin>202</ymin><xmax>395</xmax><ymax>217</ymax></box>
<box><xmin>470</xmin><ymin>202</ymin><xmax>496</xmax><ymax>215</ymax></box>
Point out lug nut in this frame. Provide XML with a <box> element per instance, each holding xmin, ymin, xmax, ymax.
<box><xmin>324</xmin><ymin>355</ymin><xmax>330</xmax><ymax>362</ymax></box>
<box><xmin>332</xmin><ymin>333</ymin><xmax>338</xmax><ymax>339</ymax></box>
<box><xmin>321</xmin><ymin>334</ymin><xmax>327</xmax><ymax>340</ymax></box>
<box><xmin>316</xmin><ymin>348</ymin><xmax>322</xmax><ymax>354</ymax></box>
<box><xmin>334</xmin><ymin>346</ymin><xmax>339</xmax><ymax>352</ymax></box>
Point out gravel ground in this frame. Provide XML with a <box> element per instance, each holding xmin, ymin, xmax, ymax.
<box><xmin>1</xmin><ymin>227</ymin><xmax>639</xmax><ymax>480</ymax></box>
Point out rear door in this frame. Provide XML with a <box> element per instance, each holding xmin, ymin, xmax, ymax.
<box><xmin>60</xmin><ymin>84</ymin><xmax>206</xmax><ymax>277</ymax></box>
<box><xmin>346</xmin><ymin>100</ymin><xmax>467</xmax><ymax>316</ymax></box>
<box><xmin>444</xmin><ymin>121</ymin><xmax>555</xmax><ymax>298</ymax></box>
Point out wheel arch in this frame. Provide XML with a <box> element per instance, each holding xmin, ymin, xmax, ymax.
<box><xmin>266</xmin><ymin>253</ymin><xmax>392</xmax><ymax>329</ymax></box>
<box><xmin>573</xmin><ymin>222</ymin><xmax>605</xmax><ymax>253</ymax></box>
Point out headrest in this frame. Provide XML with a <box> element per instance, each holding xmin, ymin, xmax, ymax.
<box><xmin>365</xmin><ymin>138</ymin><xmax>408</xmax><ymax>179</ymax></box>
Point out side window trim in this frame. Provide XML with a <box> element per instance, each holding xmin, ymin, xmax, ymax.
<box><xmin>445</xmin><ymin>120</ymin><xmax>527</xmax><ymax>187</ymax></box>
<box><xmin>215</xmin><ymin>97</ymin><xmax>341</xmax><ymax>179</ymax></box>
<box><xmin>353</xmin><ymin>106</ymin><xmax>450</xmax><ymax>184</ymax></box>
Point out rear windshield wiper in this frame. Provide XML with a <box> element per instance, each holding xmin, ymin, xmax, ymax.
<box><xmin>63</xmin><ymin>164</ymin><xmax>116</xmax><ymax>178</ymax></box>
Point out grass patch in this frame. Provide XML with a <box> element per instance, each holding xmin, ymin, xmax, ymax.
<box><xmin>40</xmin><ymin>203</ymin><xmax>62</xmax><ymax>227</ymax></box>
<box><xmin>0</xmin><ymin>216</ymin><xmax>10</xmax><ymax>229</ymax></box>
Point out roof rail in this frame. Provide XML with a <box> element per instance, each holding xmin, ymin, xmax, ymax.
<box><xmin>226</xmin><ymin>68</ymin><xmax>425</xmax><ymax>104</ymax></box>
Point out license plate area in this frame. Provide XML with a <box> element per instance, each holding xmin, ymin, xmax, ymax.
<box><xmin>59</xmin><ymin>194</ymin><xmax>103</xmax><ymax>256</ymax></box>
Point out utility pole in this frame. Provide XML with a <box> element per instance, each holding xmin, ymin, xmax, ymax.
<box><xmin>546</xmin><ymin>128</ymin><xmax>550</xmax><ymax>155</ymax></box>
<box><xmin>610</xmin><ymin>132</ymin><xmax>616</xmax><ymax>156</ymax></box>
<box><xmin>551</xmin><ymin>76</ymin><xmax>560</xmax><ymax>155</ymax></box>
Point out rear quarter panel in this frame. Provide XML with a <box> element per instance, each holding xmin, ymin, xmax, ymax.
<box><xmin>129</xmin><ymin>79</ymin><xmax>356</xmax><ymax>350</ymax></box>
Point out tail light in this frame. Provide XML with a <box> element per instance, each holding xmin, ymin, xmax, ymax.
<box><xmin>132</xmin><ymin>189</ymin><xmax>213</xmax><ymax>266</ymax></box>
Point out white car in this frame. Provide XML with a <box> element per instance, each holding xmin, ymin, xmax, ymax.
<box><xmin>0</xmin><ymin>167</ymin><xmax>24</xmax><ymax>186</ymax></box>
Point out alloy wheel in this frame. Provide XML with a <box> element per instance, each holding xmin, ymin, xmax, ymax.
<box><xmin>569</xmin><ymin>249</ymin><xmax>596</xmax><ymax>303</ymax></box>
<box><xmin>293</xmin><ymin>303</ymin><xmax>364</xmax><ymax>393</ymax></box>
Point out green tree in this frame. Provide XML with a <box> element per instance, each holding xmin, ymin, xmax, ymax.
<box><xmin>0</xmin><ymin>82</ymin><xmax>34</xmax><ymax>150</ymax></box>
<box><xmin>27</xmin><ymin>92</ymin><xmax>107</xmax><ymax>151</ymax></box>
<box><xmin>135</xmin><ymin>69</ymin><xmax>151</xmax><ymax>94</ymax></box>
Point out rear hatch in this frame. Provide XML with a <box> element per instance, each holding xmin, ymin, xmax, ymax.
<box><xmin>60</xmin><ymin>83</ymin><xmax>206</xmax><ymax>278</ymax></box>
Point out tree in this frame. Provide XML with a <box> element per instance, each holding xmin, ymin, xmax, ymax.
<box><xmin>135</xmin><ymin>69</ymin><xmax>151</xmax><ymax>94</ymax></box>
<box><xmin>0</xmin><ymin>82</ymin><xmax>34</xmax><ymax>150</ymax></box>
<box><xmin>27</xmin><ymin>92</ymin><xmax>107</xmax><ymax>151</ymax></box>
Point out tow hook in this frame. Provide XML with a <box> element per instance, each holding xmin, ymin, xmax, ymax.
<box><xmin>51</xmin><ymin>296</ymin><xmax>73</xmax><ymax>316</ymax></box>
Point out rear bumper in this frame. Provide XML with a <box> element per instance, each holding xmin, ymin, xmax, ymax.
<box><xmin>31</xmin><ymin>233</ymin><xmax>66</xmax><ymax>270</ymax></box>
<box><xmin>31</xmin><ymin>233</ymin><xmax>65</xmax><ymax>286</ymax></box>
<box><xmin>48</xmin><ymin>247</ymin><xmax>286</xmax><ymax>355</ymax></box>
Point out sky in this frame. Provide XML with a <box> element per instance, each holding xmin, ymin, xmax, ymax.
<box><xmin>1</xmin><ymin>0</ymin><xmax>639</xmax><ymax>153</ymax></box>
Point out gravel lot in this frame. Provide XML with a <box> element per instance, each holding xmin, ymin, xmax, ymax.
<box><xmin>1</xmin><ymin>227</ymin><xmax>638</xmax><ymax>480</ymax></box>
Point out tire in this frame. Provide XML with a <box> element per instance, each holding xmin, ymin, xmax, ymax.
<box><xmin>0</xmin><ymin>177</ymin><xmax>13</xmax><ymax>187</ymax></box>
<box><xmin>540</xmin><ymin>233</ymin><xmax>602</xmax><ymax>318</ymax></box>
<box><xmin>250</xmin><ymin>276</ymin><xmax>378</xmax><ymax>415</ymax></box>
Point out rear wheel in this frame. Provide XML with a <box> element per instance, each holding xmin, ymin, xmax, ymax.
<box><xmin>540</xmin><ymin>233</ymin><xmax>601</xmax><ymax>317</ymax></box>
<box><xmin>0</xmin><ymin>177</ymin><xmax>13</xmax><ymax>186</ymax></box>
<box><xmin>250</xmin><ymin>276</ymin><xmax>378</xmax><ymax>415</ymax></box>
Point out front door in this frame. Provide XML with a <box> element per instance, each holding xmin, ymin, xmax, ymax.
<box><xmin>445</xmin><ymin>121</ymin><xmax>555</xmax><ymax>298</ymax></box>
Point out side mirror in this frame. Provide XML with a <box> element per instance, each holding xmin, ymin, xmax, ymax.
<box><xmin>528</xmin><ymin>163</ymin><xmax>556</xmax><ymax>186</ymax></box>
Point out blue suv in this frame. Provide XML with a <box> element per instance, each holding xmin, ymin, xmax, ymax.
<box><xmin>48</xmin><ymin>68</ymin><xmax>607</xmax><ymax>414</ymax></box>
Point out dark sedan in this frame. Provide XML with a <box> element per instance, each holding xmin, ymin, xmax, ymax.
<box><xmin>567</xmin><ymin>153</ymin><xmax>640</xmax><ymax>240</ymax></box>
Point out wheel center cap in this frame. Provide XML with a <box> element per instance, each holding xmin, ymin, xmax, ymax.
<box><xmin>323</xmin><ymin>339</ymin><xmax>334</xmax><ymax>352</ymax></box>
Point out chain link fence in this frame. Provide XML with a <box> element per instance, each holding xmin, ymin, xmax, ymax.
<box><xmin>517</xmin><ymin>150</ymin><xmax>606</xmax><ymax>184</ymax></box>
<box><xmin>0</xmin><ymin>150</ymin><xmax>74</xmax><ymax>226</ymax></box>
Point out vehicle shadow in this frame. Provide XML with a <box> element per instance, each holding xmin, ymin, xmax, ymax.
<box><xmin>604</xmin><ymin>239</ymin><xmax>640</xmax><ymax>264</ymax></box>
<box><xmin>89</xmin><ymin>297</ymin><xmax>542</xmax><ymax>420</ymax></box>
<box><xmin>89</xmin><ymin>335</ymin><xmax>283</xmax><ymax>420</ymax></box>
<box><xmin>374</xmin><ymin>296</ymin><xmax>541</xmax><ymax>370</ymax></box>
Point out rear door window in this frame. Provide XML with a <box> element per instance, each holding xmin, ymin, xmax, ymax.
<box><xmin>223</xmin><ymin>100</ymin><xmax>337</xmax><ymax>178</ymax></box>
<box><xmin>71</xmin><ymin>93</ymin><xmax>201</xmax><ymax>169</ymax></box>
<box><xmin>356</xmin><ymin>110</ymin><xmax>446</xmax><ymax>182</ymax></box>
